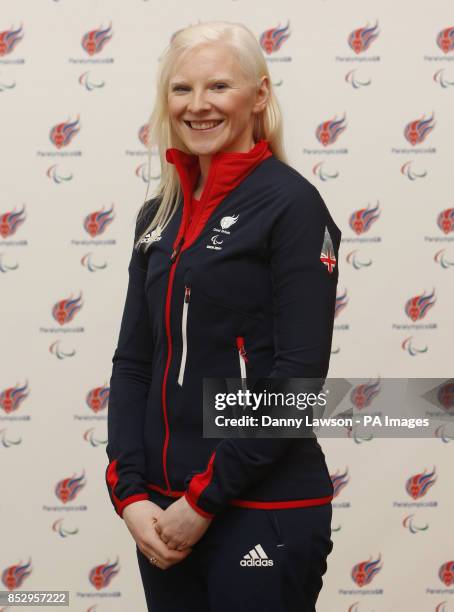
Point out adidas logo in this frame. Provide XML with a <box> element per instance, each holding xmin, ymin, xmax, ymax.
<box><xmin>240</xmin><ymin>544</ymin><xmax>274</xmax><ymax>567</ymax></box>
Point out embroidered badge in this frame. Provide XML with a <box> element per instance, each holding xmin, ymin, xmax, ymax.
<box><xmin>320</xmin><ymin>226</ymin><xmax>336</xmax><ymax>274</ymax></box>
<box><xmin>139</xmin><ymin>226</ymin><xmax>162</xmax><ymax>245</ymax></box>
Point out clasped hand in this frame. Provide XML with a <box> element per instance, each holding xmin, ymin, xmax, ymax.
<box><xmin>123</xmin><ymin>497</ymin><xmax>211</xmax><ymax>571</ymax></box>
<box><xmin>154</xmin><ymin>495</ymin><xmax>212</xmax><ymax>551</ymax></box>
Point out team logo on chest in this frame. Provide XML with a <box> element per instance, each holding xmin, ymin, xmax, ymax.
<box><xmin>139</xmin><ymin>225</ymin><xmax>162</xmax><ymax>245</ymax></box>
<box><xmin>206</xmin><ymin>214</ymin><xmax>239</xmax><ymax>250</ymax></box>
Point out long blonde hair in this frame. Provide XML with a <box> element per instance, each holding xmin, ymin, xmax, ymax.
<box><xmin>136</xmin><ymin>20</ymin><xmax>288</xmax><ymax>252</ymax></box>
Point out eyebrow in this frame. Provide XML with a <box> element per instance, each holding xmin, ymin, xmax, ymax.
<box><xmin>169</xmin><ymin>77</ymin><xmax>235</xmax><ymax>87</ymax></box>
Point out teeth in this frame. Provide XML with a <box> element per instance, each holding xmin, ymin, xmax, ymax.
<box><xmin>189</xmin><ymin>120</ymin><xmax>223</xmax><ymax>130</ymax></box>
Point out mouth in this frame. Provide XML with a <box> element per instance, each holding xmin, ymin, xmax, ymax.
<box><xmin>184</xmin><ymin>119</ymin><xmax>224</xmax><ymax>132</ymax></box>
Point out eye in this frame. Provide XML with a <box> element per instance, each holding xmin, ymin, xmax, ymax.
<box><xmin>212</xmin><ymin>83</ymin><xmax>228</xmax><ymax>90</ymax></box>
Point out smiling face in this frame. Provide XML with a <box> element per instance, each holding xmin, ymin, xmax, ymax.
<box><xmin>167</xmin><ymin>42</ymin><xmax>268</xmax><ymax>156</ymax></box>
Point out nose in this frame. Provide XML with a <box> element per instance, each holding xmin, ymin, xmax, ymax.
<box><xmin>186</xmin><ymin>87</ymin><xmax>211</xmax><ymax>113</ymax></box>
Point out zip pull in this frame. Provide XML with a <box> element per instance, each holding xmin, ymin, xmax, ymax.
<box><xmin>236</xmin><ymin>336</ymin><xmax>248</xmax><ymax>363</ymax></box>
<box><xmin>184</xmin><ymin>286</ymin><xmax>191</xmax><ymax>303</ymax></box>
<box><xmin>170</xmin><ymin>237</ymin><xmax>184</xmax><ymax>263</ymax></box>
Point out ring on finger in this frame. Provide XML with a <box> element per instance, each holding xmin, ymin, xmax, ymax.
<box><xmin>149</xmin><ymin>556</ymin><xmax>158</xmax><ymax>566</ymax></box>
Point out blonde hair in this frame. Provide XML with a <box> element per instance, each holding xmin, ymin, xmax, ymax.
<box><xmin>136</xmin><ymin>20</ymin><xmax>288</xmax><ymax>251</ymax></box>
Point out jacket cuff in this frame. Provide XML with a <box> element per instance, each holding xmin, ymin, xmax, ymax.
<box><xmin>184</xmin><ymin>491</ymin><xmax>215</xmax><ymax>519</ymax></box>
<box><xmin>106</xmin><ymin>459</ymin><xmax>150</xmax><ymax>518</ymax></box>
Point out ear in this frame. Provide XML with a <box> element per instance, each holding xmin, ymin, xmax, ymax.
<box><xmin>252</xmin><ymin>75</ymin><xmax>270</xmax><ymax>114</ymax></box>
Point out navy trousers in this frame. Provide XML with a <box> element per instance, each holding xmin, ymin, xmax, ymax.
<box><xmin>136</xmin><ymin>502</ymin><xmax>333</xmax><ymax>612</ymax></box>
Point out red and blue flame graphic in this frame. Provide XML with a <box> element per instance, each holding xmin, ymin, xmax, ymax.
<box><xmin>351</xmin><ymin>554</ymin><xmax>382</xmax><ymax>587</ymax></box>
<box><xmin>259</xmin><ymin>22</ymin><xmax>291</xmax><ymax>55</ymax></box>
<box><xmin>436</xmin><ymin>26</ymin><xmax>454</xmax><ymax>54</ymax></box>
<box><xmin>82</xmin><ymin>23</ymin><xmax>112</xmax><ymax>56</ymax></box>
<box><xmin>0</xmin><ymin>24</ymin><xmax>24</xmax><ymax>57</ymax></box>
<box><xmin>439</xmin><ymin>561</ymin><xmax>454</xmax><ymax>586</ymax></box>
<box><xmin>1</xmin><ymin>558</ymin><xmax>32</xmax><ymax>590</ymax></box>
<box><xmin>83</xmin><ymin>205</ymin><xmax>114</xmax><ymax>237</ymax></box>
<box><xmin>49</xmin><ymin>116</ymin><xmax>81</xmax><ymax>149</ymax></box>
<box><xmin>348</xmin><ymin>22</ymin><xmax>380</xmax><ymax>54</ymax></box>
<box><xmin>404</xmin><ymin>289</ymin><xmax>436</xmax><ymax>321</ymax></box>
<box><xmin>52</xmin><ymin>292</ymin><xmax>83</xmax><ymax>325</ymax></box>
<box><xmin>86</xmin><ymin>385</ymin><xmax>109</xmax><ymax>413</ymax></box>
<box><xmin>55</xmin><ymin>470</ymin><xmax>86</xmax><ymax>503</ymax></box>
<box><xmin>330</xmin><ymin>468</ymin><xmax>349</xmax><ymax>498</ymax></box>
<box><xmin>350</xmin><ymin>379</ymin><xmax>381</xmax><ymax>409</ymax></box>
<box><xmin>405</xmin><ymin>467</ymin><xmax>437</xmax><ymax>499</ymax></box>
<box><xmin>0</xmin><ymin>204</ymin><xmax>26</xmax><ymax>238</ymax></box>
<box><xmin>316</xmin><ymin>114</ymin><xmax>347</xmax><ymax>146</ymax></box>
<box><xmin>437</xmin><ymin>381</ymin><xmax>454</xmax><ymax>411</ymax></box>
<box><xmin>0</xmin><ymin>382</ymin><xmax>29</xmax><ymax>414</ymax></box>
<box><xmin>404</xmin><ymin>113</ymin><xmax>435</xmax><ymax>145</ymax></box>
<box><xmin>89</xmin><ymin>558</ymin><xmax>120</xmax><ymax>590</ymax></box>
<box><xmin>437</xmin><ymin>208</ymin><xmax>454</xmax><ymax>234</ymax></box>
<box><xmin>335</xmin><ymin>288</ymin><xmax>348</xmax><ymax>318</ymax></box>
<box><xmin>349</xmin><ymin>203</ymin><xmax>380</xmax><ymax>235</ymax></box>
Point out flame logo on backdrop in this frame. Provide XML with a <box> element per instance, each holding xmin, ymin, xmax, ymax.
<box><xmin>0</xmin><ymin>24</ymin><xmax>24</xmax><ymax>56</ymax></box>
<box><xmin>0</xmin><ymin>382</ymin><xmax>29</xmax><ymax>414</ymax></box>
<box><xmin>0</xmin><ymin>205</ymin><xmax>26</xmax><ymax>238</ymax></box>
<box><xmin>348</xmin><ymin>21</ymin><xmax>380</xmax><ymax>54</ymax></box>
<box><xmin>404</xmin><ymin>113</ymin><xmax>435</xmax><ymax>146</ymax></box>
<box><xmin>89</xmin><ymin>558</ymin><xmax>120</xmax><ymax>590</ymax></box>
<box><xmin>436</xmin><ymin>26</ymin><xmax>454</xmax><ymax>54</ymax></box>
<box><xmin>55</xmin><ymin>470</ymin><xmax>86</xmax><ymax>503</ymax></box>
<box><xmin>49</xmin><ymin>116</ymin><xmax>81</xmax><ymax>149</ymax></box>
<box><xmin>349</xmin><ymin>202</ymin><xmax>380</xmax><ymax>235</ymax></box>
<box><xmin>405</xmin><ymin>467</ymin><xmax>436</xmax><ymax>500</ymax></box>
<box><xmin>86</xmin><ymin>385</ymin><xmax>109</xmax><ymax>413</ymax></box>
<box><xmin>1</xmin><ymin>558</ymin><xmax>32</xmax><ymax>590</ymax></box>
<box><xmin>404</xmin><ymin>289</ymin><xmax>436</xmax><ymax>322</ymax></box>
<box><xmin>330</xmin><ymin>468</ymin><xmax>349</xmax><ymax>498</ymax></box>
<box><xmin>439</xmin><ymin>561</ymin><xmax>454</xmax><ymax>586</ymax></box>
<box><xmin>52</xmin><ymin>292</ymin><xmax>83</xmax><ymax>325</ymax></box>
<box><xmin>335</xmin><ymin>288</ymin><xmax>348</xmax><ymax>318</ymax></box>
<box><xmin>437</xmin><ymin>381</ymin><xmax>454</xmax><ymax>411</ymax></box>
<box><xmin>350</xmin><ymin>378</ymin><xmax>381</xmax><ymax>409</ymax></box>
<box><xmin>81</xmin><ymin>23</ymin><xmax>112</xmax><ymax>56</ymax></box>
<box><xmin>83</xmin><ymin>205</ymin><xmax>114</xmax><ymax>237</ymax></box>
<box><xmin>259</xmin><ymin>22</ymin><xmax>291</xmax><ymax>55</ymax></box>
<box><xmin>316</xmin><ymin>114</ymin><xmax>347</xmax><ymax>146</ymax></box>
<box><xmin>437</xmin><ymin>208</ymin><xmax>454</xmax><ymax>234</ymax></box>
<box><xmin>351</xmin><ymin>554</ymin><xmax>382</xmax><ymax>587</ymax></box>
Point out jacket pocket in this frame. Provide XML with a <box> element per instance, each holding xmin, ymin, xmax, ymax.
<box><xmin>177</xmin><ymin>285</ymin><xmax>191</xmax><ymax>386</ymax></box>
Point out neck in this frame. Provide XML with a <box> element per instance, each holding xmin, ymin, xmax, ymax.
<box><xmin>194</xmin><ymin>135</ymin><xmax>256</xmax><ymax>197</ymax></box>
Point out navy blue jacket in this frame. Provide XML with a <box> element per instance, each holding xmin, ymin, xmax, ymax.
<box><xmin>105</xmin><ymin>139</ymin><xmax>342</xmax><ymax>519</ymax></box>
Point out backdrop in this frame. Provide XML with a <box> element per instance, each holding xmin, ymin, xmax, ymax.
<box><xmin>1</xmin><ymin>1</ymin><xmax>453</xmax><ymax>610</ymax></box>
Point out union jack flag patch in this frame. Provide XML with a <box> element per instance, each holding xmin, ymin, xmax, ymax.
<box><xmin>320</xmin><ymin>226</ymin><xmax>336</xmax><ymax>274</ymax></box>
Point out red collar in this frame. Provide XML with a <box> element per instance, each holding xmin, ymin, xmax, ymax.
<box><xmin>165</xmin><ymin>139</ymin><xmax>273</xmax><ymax>253</ymax></box>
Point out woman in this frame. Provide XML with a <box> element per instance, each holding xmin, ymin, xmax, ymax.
<box><xmin>105</xmin><ymin>20</ymin><xmax>341</xmax><ymax>612</ymax></box>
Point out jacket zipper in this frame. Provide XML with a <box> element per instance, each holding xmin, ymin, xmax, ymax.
<box><xmin>161</xmin><ymin>158</ymin><xmax>219</xmax><ymax>492</ymax></box>
<box><xmin>177</xmin><ymin>285</ymin><xmax>191</xmax><ymax>386</ymax></box>
<box><xmin>236</xmin><ymin>336</ymin><xmax>248</xmax><ymax>393</ymax></box>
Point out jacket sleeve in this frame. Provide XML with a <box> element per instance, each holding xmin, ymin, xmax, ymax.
<box><xmin>184</xmin><ymin>184</ymin><xmax>342</xmax><ymax>518</ymax></box>
<box><xmin>105</xmin><ymin>200</ymin><xmax>158</xmax><ymax>518</ymax></box>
